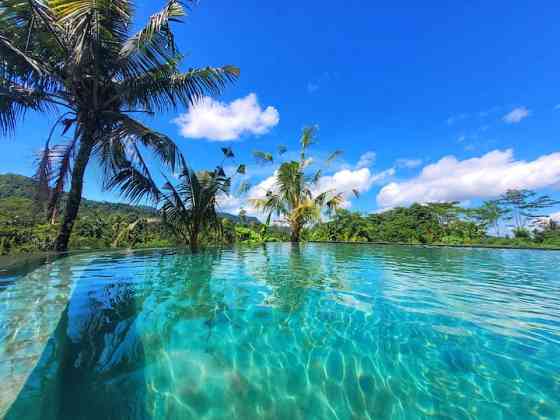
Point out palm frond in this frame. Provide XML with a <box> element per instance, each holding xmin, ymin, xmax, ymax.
<box><xmin>117</xmin><ymin>65</ymin><xmax>239</xmax><ymax>111</ymax></box>
<box><xmin>33</xmin><ymin>138</ymin><xmax>54</xmax><ymax>206</ymax></box>
<box><xmin>277</xmin><ymin>144</ymin><xmax>287</xmax><ymax>156</ymax></box>
<box><xmin>292</xmin><ymin>200</ymin><xmax>321</xmax><ymax>225</ymax></box>
<box><xmin>250</xmin><ymin>193</ymin><xmax>286</xmax><ymax>218</ymax></box>
<box><xmin>253</xmin><ymin>150</ymin><xmax>273</xmax><ymax>165</ymax></box>
<box><xmin>300</xmin><ymin>125</ymin><xmax>317</xmax><ymax>150</ymax></box>
<box><xmin>0</xmin><ymin>83</ymin><xmax>54</xmax><ymax>136</ymax></box>
<box><xmin>161</xmin><ymin>174</ymin><xmax>189</xmax><ymax>223</ymax></box>
<box><xmin>221</xmin><ymin>147</ymin><xmax>234</xmax><ymax>158</ymax></box>
<box><xmin>108</xmin><ymin>113</ymin><xmax>181</xmax><ymax>170</ymax></box>
<box><xmin>276</xmin><ymin>161</ymin><xmax>303</xmax><ymax>207</ymax></box>
<box><xmin>325</xmin><ymin>193</ymin><xmax>345</xmax><ymax>215</ymax></box>
<box><xmin>119</xmin><ymin>0</ymin><xmax>186</xmax><ymax>76</ymax></box>
<box><xmin>95</xmin><ymin>134</ymin><xmax>128</xmax><ymax>180</ymax></box>
<box><xmin>47</xmin><ymin>138</ymin><xmax>79</xmax><ymax>220</ymax></box>
<box><xmin>326</xmin><ymin>150</ymin><xmax>343</xmax><ymax>165</ymax></box>
<box><xmin>51</xmin><ymin>0</ymin><xmax>131</xmax><ymax>23</ymax></box>
<box><xmin>105</xmin><ymin>160</ymin><xmax>161</xmax><ymax>204</ymax></box>
<box><xmin>311</xmin><ymin>169</ymin><xmax>322</xmax><ymax>185</ymax></box>
<box><xmin>160</xmin><ymin>161</ymin><xmax>230</xmax><ymax>247</ymax></box>
<box><xmin>313</xmin><ymin>191</ymin><xmax>330</xmax><ymax>207</ymax></box>
<box><xmin>216</xmin><ymin>166</ymin><xmax>226</xmax><ymax>178</ymax></box>
<box><xmin>0</xmin><ymin>33</ymin><xmax>46</xmax><ymax>75</ymax></box>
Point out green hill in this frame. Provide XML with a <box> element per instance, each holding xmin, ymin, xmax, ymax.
<box><xmin>0</xmin><ymin>173</ymin><xmax>258</xmax><ymax>223</ymax></box>
<box><xmin>0</xmin><ymin>174</ymin><xmax>37</xmax><ymax>200</ymax></box>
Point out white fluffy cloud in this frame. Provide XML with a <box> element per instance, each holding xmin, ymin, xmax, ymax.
<box><xmin>535</xmin><ymin>211</ymin><xmax>560</xmax><ymax>227</ymax></box>
<box><xmin>503</xmin><ymin>107</ymin><xmax>530</xmax><ymax>124</ymax></box>
<box><xmin>377</xmin><ymin>149</ymin><xmax>560</xmax><ymax>208</ymax></box>
<box><xmin>217</xmin><ymin>194</ymin><xmax>244</xmax><ymax>215</ymax></box>
<box><xmin>173</xmin><ymin>93</ymin><xmax>279</xmax><ymax>141</ymax></box>
<box><xmin>314</xmin><ymin>168</ymin><xmax>393</xmax><ymax>201</ymax></box>
<box><xmin>356</xmin><ymin>151</ymin><xmax>377</xmax><ymax>169</ymax></box>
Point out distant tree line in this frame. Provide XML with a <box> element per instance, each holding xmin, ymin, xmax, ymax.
<box><xmin>308</xmin><ymin>190</ymin><xmax>560</xmax><ymax>248</ymax></box>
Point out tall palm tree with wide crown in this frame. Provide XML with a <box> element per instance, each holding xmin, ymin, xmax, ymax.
<box><xmin>0</xmin><ymin>0</ymin><xmax>239</xmax><ymax>251</ymax></box>
<box><xmin>250</xmin><ymin>126</ymin><xmax>346</xmax><ymax>243</ymax></box>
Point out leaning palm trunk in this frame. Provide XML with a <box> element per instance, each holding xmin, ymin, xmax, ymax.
<box><xmin>55</xmin><ymin>134</ymin><xmax>95</xmax><ymax>250</ymax></box>
<box><xmin>1</xmin><ymin>0</ymin><xmax>239</xmax><ymax>251</ymax></box>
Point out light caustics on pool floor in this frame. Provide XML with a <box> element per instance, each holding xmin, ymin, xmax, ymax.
<box><xmin>1</xmin><ymin>244</ymin><xmax>560</xmax><ymax>419</ymax></box>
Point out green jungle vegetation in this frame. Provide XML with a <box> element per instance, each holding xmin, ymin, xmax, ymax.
<box><xmin>307</xmin><ymin>203</ymin><xmax>560</xmax><ymax>248</ymax></box>
<box><xmin>2</xmin><ymin>173</ymin><xmax>559</xmax><ymax>256</ymax></box>
<box><xmin>0</xmin><ymin>173</ymin><xmax>287</xmax><ymax>255</ymax></box>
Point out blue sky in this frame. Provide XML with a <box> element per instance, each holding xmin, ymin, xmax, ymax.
<box><xmin>2</xmin><ymin>1</ymin><xmax>560</xmax><ymax>218</ymax></box>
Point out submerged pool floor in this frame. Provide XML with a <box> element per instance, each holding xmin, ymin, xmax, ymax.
<box><xmin>1</xmin><ymin>244</ymin><xmax>560</xmax><ymax>419</ymax></box>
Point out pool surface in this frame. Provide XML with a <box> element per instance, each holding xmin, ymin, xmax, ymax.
<box><xmin>1</xmin><ymin>244</ymin><xmax>560</xmax><ymax>419</ymax></box>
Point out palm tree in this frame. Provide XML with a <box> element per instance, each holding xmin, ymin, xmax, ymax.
<box><xmin>159</xmin><ymin>158</ymin><xmax>231</xmax><ymax>251</ymax></box>
<box><xmin>0</xmin><ymin>0</ymin><xmax>239</xmax><ymax>251</ymax></box>
<box><xmin>250</xmin><ymin>126</ymin><xmax>345</xmax><ymax>243</ymax></box>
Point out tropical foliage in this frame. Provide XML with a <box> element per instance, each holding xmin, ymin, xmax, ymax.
<box><xmin>0</xmin><ymin>173</ymin><xmax>286</xmax><ymax>255</ymax></box>
<box><xmin>250</xmin><ymin>126</ymin><xmax>345</xmax><ymax>242</ymax></box>
<box><xmin>159</xmin><ymin>159</ymin><xmax>230</xmax><ymax>251</ymax></box>
<box><xmin>533</xmin><ymin>218</ymin><xmax>560</xmax><ymax>247</ymax></box>
<box><xmin>309</xmin><ymin>196</ymin><xmax>560</xmax><ymax>248</ymax></box>
<box><xmin>310</xmin><ymin>204</ymin><xmax>485</xmax><ymax>244</ymax></box>
<box><xmin>0</xmin><ymin>0</ymin><xmax>238</xmax><ymax>251</ymax></box>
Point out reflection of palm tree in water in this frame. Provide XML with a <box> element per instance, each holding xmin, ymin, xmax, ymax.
<box><xmin>6</xmin><ymin>249</ymin><xmax>227</xmax><ymax>419</ymax></box>
<box><xmin>4</xmin><ymin>255</ymin><xmax>103</xmax><ymax>420</ymax></box>
<box><xmin>257</xmin><ymin>243</ymin><xmax>344</xmax><ymax>314</ymax></box>
<box><xmin>146</xmin><ymin>249</ymin><xmax>227</xmax><ymax>345</ymax></box>
<box><xmin>138</xmin><ymin>249</ymin><xmax>237</xmax><ymax>416</ymax></box>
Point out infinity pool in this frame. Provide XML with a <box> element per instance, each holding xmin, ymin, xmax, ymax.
<box><xmin>1</xmin><ymin>244</ymin><xmax>560</xmax><ymax>419</ymax></box>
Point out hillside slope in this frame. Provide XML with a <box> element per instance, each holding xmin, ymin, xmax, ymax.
<box><xmin>0</xmin><ymin>173</ymin><xmax>259</xmax><ymax>223</ymax></box>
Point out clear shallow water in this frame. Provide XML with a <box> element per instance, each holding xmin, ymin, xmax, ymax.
<box><xmin>1</xmin><ymin>244</ymin><xmax>560</xmax><ymax>419</ymax></box>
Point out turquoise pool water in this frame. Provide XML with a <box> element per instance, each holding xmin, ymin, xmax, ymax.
<box><xmin>1</xmin><ymin>244</ymin><xmax>560</xmax><ymax>419</ymax></box>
